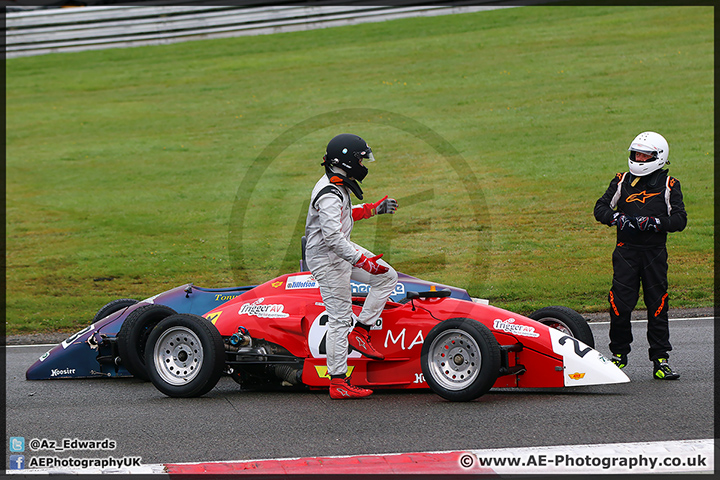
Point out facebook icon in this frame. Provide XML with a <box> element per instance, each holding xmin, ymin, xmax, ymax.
<box><xmin>10</xmin><ymin>455</ymin><xmax>25</xmax><ymax>470</ymax></box>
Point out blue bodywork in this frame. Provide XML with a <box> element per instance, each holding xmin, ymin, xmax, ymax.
<box><xmin>26</xmin><ymin>273</ymin><xmax>471</xmax><ymax>380</ymax></box>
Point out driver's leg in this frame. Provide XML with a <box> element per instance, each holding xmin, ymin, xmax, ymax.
<box><xmin>347</xmin><ymin>246</ymin><xmax>397</xmax><ymax>360</ymax></box>
<box><xmin>351</xmin><ymin>255</ymin><xmax>398</xmax><ymax>328</ymax></box>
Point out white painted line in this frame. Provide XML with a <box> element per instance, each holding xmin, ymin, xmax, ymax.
<box><xmin>5</xmin><ymin>344</ymin><xmax>59</xmax><ymax>349</ymax></box>
<box><xmin>5</xmin><ymin>464</ymin><xmax>167</xmax><ymax>475</ymax></box>
<box><xmin>592</xmin><ymin>316</ymin><xmax>714</xmax><ymax>325</ymax></box>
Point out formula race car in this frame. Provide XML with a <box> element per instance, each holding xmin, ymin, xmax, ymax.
<box><xmin>27</xmin><ymin>258</ymin><xmax>629</xmax><ymax>401</ymax></box>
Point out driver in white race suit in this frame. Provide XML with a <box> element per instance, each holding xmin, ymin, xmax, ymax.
<box><xmin>305</xmin><ymin>133</ymin><xmax>399</xmax><ymax>399</ymax></box>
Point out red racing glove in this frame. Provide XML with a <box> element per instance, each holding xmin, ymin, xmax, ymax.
<box><xmin>352</xmin><ymin>195</ymin><xmax>398</xmax><ymax>221</ymax></box>
<box><xmin>354</xmin><ymin>253</ymin><xmax>389</xmax><ymax>275</ymax></box>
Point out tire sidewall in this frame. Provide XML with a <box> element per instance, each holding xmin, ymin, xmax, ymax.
<box><xmin>93</xmin><ymin>298</ymin><xmax>138</xmax><ymax>323</ymax></box>
<box><xmin>117</xmin><ymin>304</ymin><xmax>177</xmax><ymax>380</ymax></box>
<box><xmin>421</xmin><ymin>318</ymin><xmax>500</xmax><ymax>402</ymax></box>
<box><xmin>145</xmin><ymin>314</ymin><xmax>225</xmax><ymax>398</ymax></box>
<box><xmin>529</xmin><ymin>306</ymin><xmax>595</xmax><ymax>348</ymax></box>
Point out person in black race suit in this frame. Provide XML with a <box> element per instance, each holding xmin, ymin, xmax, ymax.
<box><xmin>594</xmin><ymin>131</ymin><xmax>687</xmax><ymax>380</ymax></box>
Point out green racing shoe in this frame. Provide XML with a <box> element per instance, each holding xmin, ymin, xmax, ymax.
<box><xmin>610</xmin><ymin>353</ymin><xmax>627</xmax><ymax>369</ymax></box>
<box><xmin>653</xmin><ymin>358</ymin><xmax>680</xmax><ymax>380</ymax></box>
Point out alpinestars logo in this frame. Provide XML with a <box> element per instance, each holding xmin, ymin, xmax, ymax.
<box><xmin>353</xmin><ymin>334</ymin><xmax>368</xmax><ymax>350</ymax></box>
<box><xmin>626</xmin><ymin>190</ymin><xmax>661</xmax><ymax>203</ymax></box>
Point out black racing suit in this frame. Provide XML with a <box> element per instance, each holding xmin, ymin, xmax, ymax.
<box><xmin>594</xmin><ymin>168</ymin><xmax>687</xmax><ymax>361</ymax></box>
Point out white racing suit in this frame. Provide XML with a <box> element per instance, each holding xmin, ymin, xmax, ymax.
<box><xmin>305</xmin><ymin>174</ymin><xmax>398</xmax><ymax>377</ymax></box>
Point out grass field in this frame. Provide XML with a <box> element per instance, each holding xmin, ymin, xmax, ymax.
<box><xmin>5</xmin><ymin>6</ymin><xmax>714</xmax><ymax>334</ymax></box>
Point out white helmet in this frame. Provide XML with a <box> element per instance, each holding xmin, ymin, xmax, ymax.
<box><xmin>628</xmin><ymin>131</ymin><xmax>669</xmax><ymax>176</ymax></box>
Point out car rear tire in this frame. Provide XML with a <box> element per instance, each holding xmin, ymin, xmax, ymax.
<box><xmin>529</xmin><ymin>306</ymin><xmax>595</xmax><ymax>348</ymax></box>
<box><xmin>93</xmin><ymin>299</ymin><xmax>138</xmax><ymax>322</ymax></box>
<box><xmin>117</xmin><ymin>304</ymin><xmax>176</xmax><ymax>380</ymax></box>
<box><xmin>421</xmin><ymin>318</ymin><xmax>501</xmax><ymax>402</ymax></box>
<box><xmin>145</xmin><ymin>314</ymin><xmax>225</xmax><ymax>398</ymax></box>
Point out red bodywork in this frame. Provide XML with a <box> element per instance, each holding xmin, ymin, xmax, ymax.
<box><xmin>205</xmin><ymin>273</ymin><xmax>565</xmax><ymax>390</ymax></box>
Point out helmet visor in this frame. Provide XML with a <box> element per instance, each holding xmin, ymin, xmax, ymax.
<box><xmin>628</xmin><ymin>148</ymin><xmax>658</xmax><ymax>162</ymax></box>
<box><xmin>355</xmin><ymin>145</ymin><xmax>375</xmax><ymax>163</ymax></box>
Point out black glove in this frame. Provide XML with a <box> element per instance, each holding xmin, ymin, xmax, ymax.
<box><xmin>611</xmin><ymin>212</ymin><xmax>636</xmax><ymax>231</ymax></box>
<box><xmin>376</xmin><ymin>197</ymin><xmax>398</xmax><ymax>215</ymax></box>
<box><xmin>635</xmin><ymin>216</ymin><xmax>661</xmax><ymax>232</ymax></box>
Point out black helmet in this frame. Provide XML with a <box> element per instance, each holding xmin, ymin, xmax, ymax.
<box><xmin>323</xmin><ymin>134</ymin><xmax>374</xmax><ymax>182</ymax></box>
<box><xmin>321</xmin><ymin>134</ymin><xmax>375</xmax><ymax>199</ymax></box>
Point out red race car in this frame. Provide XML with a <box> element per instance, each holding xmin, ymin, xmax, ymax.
<box><xmin>27</xmin><ymin>268</ymin><xmax>628</xmax><ymax>401</ymax></box>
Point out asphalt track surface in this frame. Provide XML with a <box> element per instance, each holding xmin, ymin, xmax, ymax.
<box><xmin>5</xmin><ymin>317</ymin><xmax>714</xmax><ymax>469</ymax></box>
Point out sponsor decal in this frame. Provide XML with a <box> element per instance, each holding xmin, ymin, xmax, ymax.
<box><xmin>568</xmin><ymin>372</ymin><xmax>586</xmax><ymax>381</ymax></box>
<box><xmin>50</xmin><ymin>368</ymin><xmax>76</xmax><ymax>377</ymax></box>
<box><xmin>370</xmin><ymin>317</ymin><xmax>383</xmax><ymax>331</ymax></box>
<box><xmin>413</xmin><ymin>373</ymin><xmax>426</xmax><ymax>384</ymax></box>
<box><xmin>351</xmin><ymin>281</ymin><xmax>405</xmax><ymax>296</ymax></box>
<box><xmin>238</xmin><ymin>298</ymin><xmax>289</xmax><ymax>318</ymax></box>
<box><xmin>38</xmin><ymin>350</ymin><xmax>51</xmax><ymax>362</ymax></box>
<box><xmin>493</xmin><ymin>318</ymin><xmax>540</xmax><ymax>338</ymax></box>
<box><xmin>384</xmin><ymin>328</ymin><xmax>424</xmax><ymax>350</ymax></box>
<box><xmin>285</xmin><ymin>274</ymin><xmax>318</xmax><ymax>290</ymax></box>
<box><xmin>272</xmin><ymin>281</ymin><xmax>284</xmax><ymax>288</ymax></box>
<box><xmin>214</xmin><ymin>294</ymin><xmax>239</xmax><ymax>302</ymax></box>
<box><xmin>315</xmin><ymin>365</ymin><xmax>355</xmax><ymax>379</ymax></box>
<box><xmin>204</xmin><ymin>311</ymin><xmax>222</xmax><ymax>324</ymax></box>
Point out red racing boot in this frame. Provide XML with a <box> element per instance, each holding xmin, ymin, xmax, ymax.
<box><xmin>329</xmin><ymin>377</ymin><xmax>373</xmax><ymax>399</ymax></box>
<box><xmin>348</xmin><ymin>325</ymin><xmax>385</xmax><ymax>360</ymax></box>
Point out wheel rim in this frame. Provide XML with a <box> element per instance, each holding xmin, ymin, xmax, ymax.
<box><xmin>153</xmin><ymin>326</ymin><xmax>204</xmax><ymax>385</ymax></box>
<box><xmin>537</xmin><ymin>317</ymin><xmax>572</xmax><ymax>336</ymax></box>
<box><xmin>427</xmin><ymin>329</ymin><xmax>481</xmax><ymax>390</ymax></box>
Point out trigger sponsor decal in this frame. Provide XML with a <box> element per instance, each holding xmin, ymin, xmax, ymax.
<box><xmin>568</xmin><ymin>372</ymin><xmax>586</xmax><ymax>381</ymax></box>
<box><xmin>204</xmin><ymin>311</ymin><xmax>222</xmax><ymax>324</ymax></box>
<box><xmin>285</xmin><ymin>274</ymin><xmax>318</xmax><ymax>290</ymax></box>
<box><xmin>493</xmin><ymin>318</ymin><xmax>540</xmax><ymax>337</ymax></box>
<box><xmin>238</xmin><ymin>298</ymin><xmax>289</xmax><ymax>318</ymax></box>
<box><xmin>315</xmin><ymin>365</ymin><xmax>355</xmax><ymax>379</ymax></box>
<box><xmin>272</xmin><ymin>281</ymin><xmax>284</xmax><ymax>288</ymax></box>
